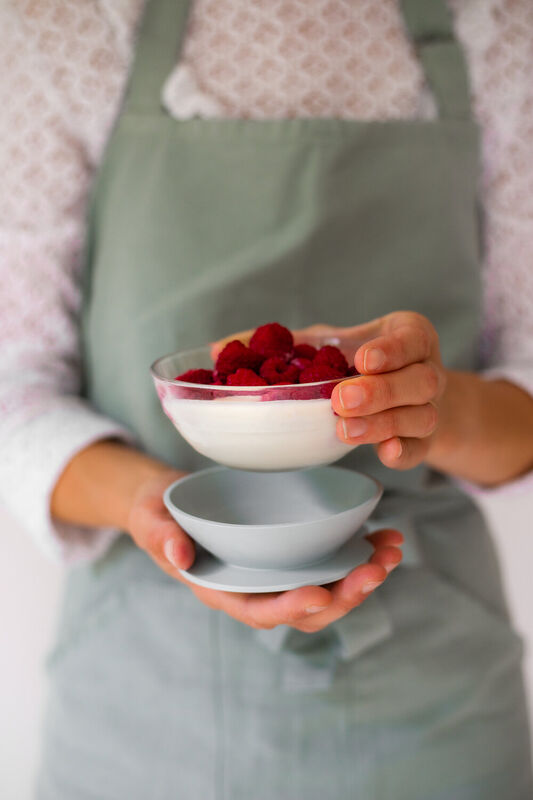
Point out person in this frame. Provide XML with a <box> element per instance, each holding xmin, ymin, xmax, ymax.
<box><xmin>2</xmin><ymin>0</ymin><xmax>533</xmax><ymax>797</ymax></box>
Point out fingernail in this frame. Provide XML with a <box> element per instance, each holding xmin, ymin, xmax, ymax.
<box><xmin>306</xmin><ymin>605</ymin><xmax>329</xmax><ymax>614</ymax></box>
<box><xmin>179</xmin><ymin>541</ymin><xmax>194</xmax><ymax>568</ymax></box>
<box><xmin>362</xmin><ymin>581</ymin><xmax>382</xmax><ymax>594</ymax></box>
<box><xmin>164</xmin><ymin>539</ymin><xmax>180</xmax><ymax>568</ymax></box>
<box><xmin>364</xmin><ymin>348</ymin><xmax>385</xmax><ymax>372</ymax></box>
<box><xmin>343</xmin><ymin>418</ymin><xmax>368</xmax><ymax>439</ymax></box>
<box><xmin>339</xmin><ymin>384</ymin><xmax>365</xmax><ymax>409</ymax></box>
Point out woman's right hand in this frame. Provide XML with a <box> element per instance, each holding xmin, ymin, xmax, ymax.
<box><xmin>127</xmin><ymin>469</ymin><xmax>403</xmax><ymax>632</ymax></box>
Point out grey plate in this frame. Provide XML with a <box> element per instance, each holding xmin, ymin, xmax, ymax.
<box><xmin>179</xmin><ymin>532</ymin><xmax>374</xmax><ymax>593</ymax></box>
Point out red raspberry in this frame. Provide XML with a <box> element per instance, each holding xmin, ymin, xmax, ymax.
<box><xmin>226</xmin><ymin>368</ymin><xmax>268</xmax><ymax>386</ymax></box>
<box><xmin>299</xmin><ymin>364</ymin><xmax>344</xmax><ymax>384</ymax></box>
<box><xmin>260</xmin><ymin>356</ymin><xmax>300</xmax><ymax>385</ymax></box>
<box><xmin>313</xmin><ymin>345</ymin><xmax>349</xmax><ymax>375</ymax></box>
<box><xmin>290</xmin><ymin>357</ymin><xmax>312</xmax><ymax>372</ymax></box>
<box><xmin>215</xmin><ymin>340</ymin><xmax>264</xmax><ymax>380</ymax></box>
<box><xmin>249</xmin><ymin>323</ymin><xmax>294</xmax><ymax>359</ymax></box>
<box><xmin>293</xmin><ymin>343</ymin><xmax>318</xmax><ymax>360</ymax></box>
<box><xmin>175</xmin><ymin>368</ymin><xmax>215</xmax><ymax>384</ymax></box>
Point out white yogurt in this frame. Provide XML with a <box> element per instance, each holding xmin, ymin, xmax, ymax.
<box><xmin>163</xmin><ymin>395</ymin><xmax>356</xmax><ymax>471</ymax></box>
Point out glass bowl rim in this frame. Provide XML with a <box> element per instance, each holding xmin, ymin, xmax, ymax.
<box><xmin>150</xmin><ymin>339</ymin><xmax>359</xmax><ymax>392</ymax></box>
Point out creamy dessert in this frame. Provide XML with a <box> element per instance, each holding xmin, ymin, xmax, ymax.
<box><xmin>153</xmin><ymin>322</ymin><xmax>359</xmax><ymax>471</ymax></box>
<box><xmin>163</xmin><ymin>394</ymin><xmax>355</xmax><ymax>471</ymax></box>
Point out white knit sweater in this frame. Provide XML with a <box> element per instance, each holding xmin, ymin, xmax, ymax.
<box><xmin>1</xmin><ymin>0</ymin><xmax>532</xmax><ymax>563</ymax></box>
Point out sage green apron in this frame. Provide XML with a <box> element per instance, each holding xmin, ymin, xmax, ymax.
<box><xmin>36</xmin><ymin>1</ymin><xmax>532</xmax><ymax>797</ymax></box>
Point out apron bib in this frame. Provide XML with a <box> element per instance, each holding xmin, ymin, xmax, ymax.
<box><xmin>37</xmin><ymin>1</ymin><xmax>532</xmax><ymax>797</ymax></box>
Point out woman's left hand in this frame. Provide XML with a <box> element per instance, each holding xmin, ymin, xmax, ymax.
<box><xmin>328</xmin><ymin>311</ymin><xmax>446</xmax><ymax>470</ymax></box>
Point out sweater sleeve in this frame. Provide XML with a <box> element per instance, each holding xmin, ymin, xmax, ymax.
<box><xmin>454</xmin><ymin>0</ymin><xmax>533</xmax><ymax>497</ymax></box>
<box><xmin>0</xmin><ymin>2</ymin><xmax>142</xmax><ymax>563</ymax></box>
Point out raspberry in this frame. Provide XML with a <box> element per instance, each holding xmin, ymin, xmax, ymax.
<box><xmin>313</xmin><ymin>345</ymin><xmax>349</xmax><ymax>375</ymax></box>
<box><xmin>260</xmin><ymin>356</ymin><xmax>300</xmax><ymax>385</ymax></box>
<box><xmin>293</xmin><ymin>343</ymin><xmax>317</xmax><ymax>360</ymax></box>
<box><xmin>299</xmin><ymin>364</ymin><xmax>344</xmax><ymax>384</ymax></box>
<box><xmin>215</xmin><ymin>340</ymin><xmax>264</xmax><ymax>380</ymax></box>
<box><xmin>226</xmin><ymin>368</ymin><xmax>268</xmax><ymax>386</ymax></box>
<box><xmin>290</xmin><ymin>357</ymin><xmax>312</xmax><ymax>372</ymax></box>
<box><xmin>249</xmin><ymin>323</ymin><xmax>294</xmax><ymax>359</ymax></box>
<box><xmin>175</xmin><ymin>368</ymin><xmax>215</xmax><ymax>384</ymax></box>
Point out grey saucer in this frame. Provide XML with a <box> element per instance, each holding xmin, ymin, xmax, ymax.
<box><xmin>179</xmin><ymin>532</ymin><xmax>374</xmax><ymax>593</ymax></box>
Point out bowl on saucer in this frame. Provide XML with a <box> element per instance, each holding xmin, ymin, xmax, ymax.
<box><xmin>164</xmin><ymin>465</ymin><xmax>382</xmax><ymax>571</ymax></box>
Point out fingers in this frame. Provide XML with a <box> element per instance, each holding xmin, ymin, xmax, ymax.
<box><xmin>292</xmin><ymin>323</ymin><xmax>339</xmax><ymax>340</ymax></box>
<box><xmin>365</xmin><ymin>531</ymin><xmax>403</xmax><ymax>575</ymax></box>
<box><xmin>369</xmin><ymin>545</ymin><xmax>403</xmax><ymax>573</ymax></box>
<box><xmin>336</xmin><ymin>402</ymin><xmax>438</xmax><ymax>445</ymax></box>
<box><xmin>375</xmin><ymin>436</ymin><xmax>431</xmax><ymax>470</ymax></box>
<box><xmin>161</xmin><ymin>531</ymin><xmax>196</xmax><ymax>571</ymax></box>
<box><xmin>133</xmin><ymin>504</ymin><xmax>196</xmax><ymax>571</ymax></box>
<box><xmin>289</xmin><ymin>531</ymin><xmax>404</xmax><ymax>633</ymax></box>
<box><xmin>332</xmin><ymin>363</ymin><xmax>440</xmax><ymax>417</ymax></box>
<box><xmin>128</xmin><ymin>473</ymin><xmax>196</xmax><ymax>572</ymax></box>
<box><xmin>330</xmin><ymin>562</ymin><xmax>388</xmax><ymax>611</ymax></box>
<box><xmin>365</xmin><ymin>528</ymin><xmax>404</xmax><ymax>548</ymax></box>
<box><xmin>293</xmin><ymin>562</ymin><xmax>388</xmax><ymax>633</ymax></box>
<box><xmin>187</xmin><ymin>529</ymin><xmax>404</xmax><ymax>632</ymax></box>
<box><xmin>354</xmin><ymin>322</ymin><xmax>435</xmax><ymax>375</ymax></box>
<box><xmin>190</xmin><ymin>583</ymin><xmax>333</xmax><ymax>629</ymax></box>
<box><xmin>328</xmin><ymin>318</ymin><xmax>443</xmax><ymax>475</ymax></box>
<box><xmin>318</xmin><ymin>312</ymin><xmax>432</xmax><ymax>356</ymax></box>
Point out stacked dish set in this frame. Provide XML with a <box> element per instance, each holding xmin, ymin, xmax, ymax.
<box><xmin>151</xmin><ymin>324</ymin><xmax>383</xmax><ymax>592</ymax></box>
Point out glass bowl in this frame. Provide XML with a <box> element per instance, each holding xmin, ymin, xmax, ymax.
<box><xmin>151</xmin><ymin>333</ymin><xmax>361</xmax><ymax>471</ymax></box>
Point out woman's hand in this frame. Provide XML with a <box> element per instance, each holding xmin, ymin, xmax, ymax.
<box><xmin>213</xmin><ymin>316</ymin><xmax>533</xmax><ymax>484</ymax></box>
<box><xmin>127</xmin><ymin>468</ymin><xmax>196</xmax><ymax>573</ymax></box>
<box><xmin>127</xmin><ymin>470</ymin><xmax>403</xmax><ymax>631</ymax></box>
<box><xmin>324</xmin><ymin>314</ymin><xmax>533</xmax><ymax>485</ymax></box>
<box><xmin>191</xmin><ymin>528</ymin><xmax>402</xmax><ymax>632</ymax></box>
<box><xmin>329</xmin><ymin>312</ymin><xmax>446</xmax><ymax>470</ymax></box>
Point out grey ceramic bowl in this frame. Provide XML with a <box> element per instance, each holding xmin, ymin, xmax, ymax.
<box><xmin>164</xmin><ymin>465</ymin><xmax>382</xmax><ymax>570</ymax></box>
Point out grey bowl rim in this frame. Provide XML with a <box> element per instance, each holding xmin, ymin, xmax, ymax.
<box><xmin>163</xmin><ymin>465</ymin><xmax>383</xmax><ymax>531</ymax></box>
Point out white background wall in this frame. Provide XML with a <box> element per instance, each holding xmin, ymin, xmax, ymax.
<box><xmin>1</xmin><ymin>492</ymin><xmax>532</xmax><ymax>800</ymax></box>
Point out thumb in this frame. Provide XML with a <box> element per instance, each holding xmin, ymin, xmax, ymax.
<box><xmin>334</xmin><ymin>317</ymin><xmax>387</xmax><ymax>344</ymax></box>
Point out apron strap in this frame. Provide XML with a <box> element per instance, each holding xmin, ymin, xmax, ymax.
<box><xmin>400</xmin><ymin>0</ymin><xmax>472</xmax><ymax>120</ymax></box>
<box><xmin>122</xmin><ymin>0</ymin><xmax>192</xmax><ymax>116</ymax></box>
<box><xmin>124</xmin><ymin>0</ymin><xmax>470</xmax><ymax>120</ymax></box>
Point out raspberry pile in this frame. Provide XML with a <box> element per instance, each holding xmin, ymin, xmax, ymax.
<box><xmin>175</xmin><ymin>323</ymin><xmax>357</xmax><ymax>387</ymax></box>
